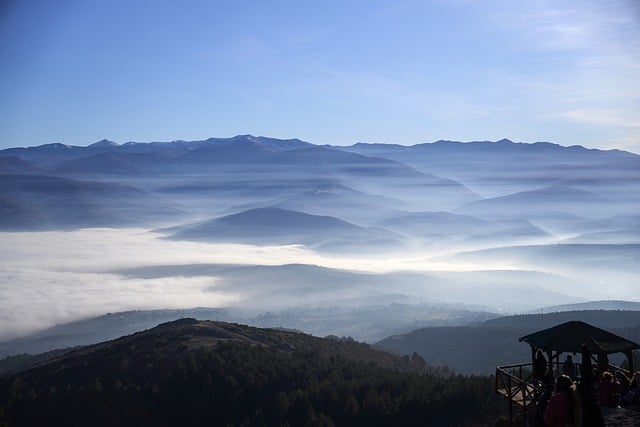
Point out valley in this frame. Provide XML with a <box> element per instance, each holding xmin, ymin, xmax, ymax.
<box><xmin>1</xmin><ymin>135</ymin><xmax>638</xmax><ymax>347</ymax></box>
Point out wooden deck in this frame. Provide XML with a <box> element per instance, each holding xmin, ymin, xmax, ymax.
<box><xmin>496</xmin><ymin>383</ymin><xmax>538</xmax><ymax>407</ymax></box>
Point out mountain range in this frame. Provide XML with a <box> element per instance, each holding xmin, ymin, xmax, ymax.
<box><xmin>2</xmin><ymin>134</ymin><xmax>637</xmax><ymax>233</ymax></box>
<box><xmin>1</xmin><ymin>134</ymin><xmax>639</xmax><ymax>363</ymax></box>
<box><xmin>1</xmin><ymin>134</ymin><xmax>639</xmax><ymax>427</ymax></box>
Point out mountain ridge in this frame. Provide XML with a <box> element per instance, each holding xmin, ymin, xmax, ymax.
<box><xmin>348</xmin><ymin>138</ymin><xmax>638</xmax><ymax>157</ymax></box>
<box><xmin>1</xmin><ymin>133</ymin><xmax>639</xmax><ymax>351</ymax></box>
<box><xmin>165</xmin><ymin>207</ymin><xmax>404</xmax><ymax>250</ymax></box>
<box><xmin>4</xmin><ymin>136</ymin><xmax>637</xmax><ymax>165</ymax></box>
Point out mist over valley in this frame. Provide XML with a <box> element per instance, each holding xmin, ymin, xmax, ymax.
<box><xmin>1</xmin><ymin>135</ymin><xmax>638</xmax><ymax>351</ymax></box>
<box><xmin>3</xmin><ymin>3</ymin><xmax>640</xmax><ymax>424</ymax></box>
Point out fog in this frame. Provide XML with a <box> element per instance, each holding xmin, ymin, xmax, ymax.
<box><xmin>1</xmin><ymin>227</ymin><xmax>636</xmax><ymax>341</ymax></box>
<box><xmin>0</xmin><ymin>228</ymin><xmax>389</xmax><ymax>339</ymax></box>
<box><xmin>1</xmin><ymin>138</ymin><xmax>639</xmax><ymax>344</ymax></box>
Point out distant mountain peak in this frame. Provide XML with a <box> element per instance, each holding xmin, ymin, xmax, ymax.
<box><xmin>88</xmin><ymin>139</ymin><xmax>119</xmax><ymax>148</ymax></box>
<box><xmin>216</xmin><ymin>206</ymin><xmax>355</xmax><ymax>228</ymax></box>
<box><xmin>199</xmin><ymin>134</ymin><xmax>311</xmax><ymax>148</ymax></box>
<box><xmin>231</xmin><ymin>134</ymin><xmax>257</xmax><ymax>141</ymax></box>
<box><xmin>46</xmin><ymin>143</ymin><xmax>75</xmax><ymax>149</ymax></box>
<box><xmin>495</xmin><ymin>138</ymin><xmax>513</xmax><ymax>144</ymax></box>
<box><xmin>351</xmin><ymin>142</ymin><xmax>404</xmax><ymax>148</ymax></box>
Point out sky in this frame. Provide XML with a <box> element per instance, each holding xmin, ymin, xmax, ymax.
<box><xmin>1</xmin><ymin>0</ymin><xmax>639</xmax><ymax>152</ymax></box>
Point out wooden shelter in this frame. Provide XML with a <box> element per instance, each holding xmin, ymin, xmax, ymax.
<box><xmin>519</xmin><ymin>320</ymin><xmax>640</xmax><ymax>373</ymax></box>
<box><xmin>495</xmin><ymin>321</ymin><xmax>640</xmax><ymax>425</ymax></box>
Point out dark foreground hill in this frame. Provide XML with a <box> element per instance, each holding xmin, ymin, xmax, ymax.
<box><xmin>0</xmin><ymin>319</ymin><xmax>501</xmax><ymax>426</ymax></box>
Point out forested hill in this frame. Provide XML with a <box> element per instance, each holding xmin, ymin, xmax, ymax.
<box><xmin>0</xmin><ymin>319</ymin><xmax>501</xmax><ymax>426</ymax></box>
<box><xmin>479</xmin><ymin>309</ymin><xmax>640</xmax><ymax>329</ymax></box>
<box><xmin>377</xmin><ymin>310</ymin><xmax>640</xmax><ymax>375</ymax></box>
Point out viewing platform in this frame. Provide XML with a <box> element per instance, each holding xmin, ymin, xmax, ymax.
<box><xmin>495</xmin><ymin>321</ymin><xmax>640</xmax><ymax>426</ymax></box>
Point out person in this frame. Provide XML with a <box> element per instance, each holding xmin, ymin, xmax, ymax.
<box><xmin>597</xmin><ymin>353</ymin><xmax>609</xmax><ymax>373</ymax></box>
<box><xmin>621</xmin><ymin>371</ymin><xmax>640</xmax><ymax>406</ymax></box>
<box><xmin>578</xmin><ymin>344</ymin><xmax>604</xmax><ymax>427</ymax></box>
<box><xmin>615</xmin><ymin>371</ymin><xmax>630</xmax><ymax>399</ymax></box>
<box><xmin>534</xmin><ymin>349</ymin><xmax>547</xmax><ymax>382</ymax></box>
<box><xmin>544</xmin><ymin>375</ymin><xmax>579</xmax><ymax>427</ymax></box>
<box><xmin>597</xmin><ymin>371</ymin><xmax>621</xmax><ymax>407</ymax></box>
<box><xmin>544</xmin><ymin>361</ymin><xmax>556</xmax><ymax>385</ymax></box>
<box><xmin>562</xmin><ymin>355</ymin><xmax>577</xmax><ymax>378</ymax></box>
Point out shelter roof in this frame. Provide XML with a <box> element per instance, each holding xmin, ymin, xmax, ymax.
<box><xmin>519</xmin><ymin>321</ymin><xmax>640</xmax><ymax>354</ymax></box>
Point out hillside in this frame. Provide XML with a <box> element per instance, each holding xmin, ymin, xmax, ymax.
<box><xmin>339</xmin><ymin>139</ymin><xmax>639</xmax><ymax>181</ymax></box>
<box><xmin>166</xmin><ymin>207</ymin><xmax>403</xmax><ymax>250</ymax></box>
<box><xmin>1</xmin><ymin>135</ymin><xmax>639</xmax><ymax>359</ymax></box>
<box><xmin>0</xmin><ymin>319</ymin><xmax>501</xmax><ymax>426</ymax></box>
<box><xmin>0</xmin><ymin>174</ymin><xmax>181</xmax><ymax>230</ymax></box>
<box><xmin>271</xmin><ymin>183</ymin><xmax>410</xmax><ymax>224</ymax></box>
<box><xmin>0</xmin><ymin>302</ymin><xmax>499</xmax><ymax>361</ymax></box>
<box><xmin>377</xmin><ymin>211</ymin><xmax>549</xmax><ymax>248</ymax></box>
<box><xmin>52</xmin><ymin>152</ymin><xmax>181</xmax><ymax>176</ymax></box>
<box><xmin>532</xmin><ymin>300</ymin><xmax>640</xmax><ymax>313</ymax></box>
<box><xmin>0</xmin><ymin>156</ymin><xmax>42</xmax><ymax>174</ymax></box>
<box><xmin>376</xmin><ymin>310</ymin><xmax>640</xmax><ymax>375</ymax></box>
<box><xmin>456</xmin><ymin>185</ymin><xmax>612</xmax><ymax>220</ymax></box>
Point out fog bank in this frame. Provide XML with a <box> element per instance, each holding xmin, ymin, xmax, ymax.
<box><xmin>2</xmin><ymin>228</ymin><xmax>636</xmax><ymax>341</ymax></box>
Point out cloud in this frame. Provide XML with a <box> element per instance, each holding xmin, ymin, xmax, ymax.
<box><xmin>475</xmin><ymin>1</ymin><xmax>640</xmax><ymax>150</ymax></box>
<box><xmin>0</xmin><ymin>268</ymin><xmax>239</xmax><ymax>341</ymax></box>
<box><xmin>1</xmin><ymin>226</ymin><xmax>637</xmax><ymax>340</ymax></box>
<box><xmin>0</xmin><ymin>229</ymin><xmax>377</xmax><ymax>337</ymax></box>
<box><xmin>0</xmin><ymin>228</ymin><xmax>540</xmax><ymax>340</ymax></box>
<box><xmin>559</xmin><ymin>109</ymin><xmax>640</xmax><ymax>128</ymax></box>
<box><xmin>488</xmin><ymin>0</ymin><xmax>640</xmax><ymax>54</ymax></box>
<box><xmin>0</xmin><ymin>229</ymin><xmax>316</xmax><ymax>340</ymax></box>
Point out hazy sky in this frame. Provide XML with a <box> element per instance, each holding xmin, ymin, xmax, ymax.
<box><xmin>1</xmin><ymin>0</ymin><xmax>639</xmax><ymax>151</ymax></box>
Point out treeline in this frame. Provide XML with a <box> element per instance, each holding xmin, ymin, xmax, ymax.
<box><xmin>480</xmin><ymin>310</ymin><xmax>640</xmax><ymax>330</ymax></box>
<box><xmin>377</xmin><ymin>314</ymin><xmax>640</xmax><ymax>374</ymax></box>
<box><xmin>1</xmin><ymin>340</ymin><xmax>501</xmax><ymax>426</ymax></box>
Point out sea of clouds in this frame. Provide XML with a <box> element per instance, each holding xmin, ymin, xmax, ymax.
<box><xmin>1</xmin><ymin>228</ymin><xmax>636</xmax><ymax>341</ymax></box>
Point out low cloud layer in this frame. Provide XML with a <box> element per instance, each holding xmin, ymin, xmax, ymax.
<box><xmin>1</xmin><ymin>228</ymin><xmax>637</xmax><ymax>341</ymax></box>
<box><xmin>0</xmin><ymin>228</ymin><xmax>389</xmax><ymax>340</ymax></box>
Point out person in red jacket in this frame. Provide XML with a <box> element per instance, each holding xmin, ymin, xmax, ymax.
<box><xmin>544</xmin><ymin>375</ymin><xmax>577</xmax><ymax>427</ymax></box>
<box><xmin>597</xmin><ymin>371</ymin><xmax>621</xmax><ymax>407</ymax></box>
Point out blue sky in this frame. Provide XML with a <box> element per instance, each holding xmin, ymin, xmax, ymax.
<box><xmin>1</xmin><ymin>0</ymin><xmax>639</xmax><ymax>152</ymax></box>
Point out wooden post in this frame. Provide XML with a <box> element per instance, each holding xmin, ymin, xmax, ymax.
<box><xmin>531</xmin><ymin>346</ymin><xmax>536</xmax><ymax>369</ymax></box>
<box><xmin>522</xmin><ymin>380</ymin><xmax>527</xmax><ymax>426</ymax></box>
<box><xmin>508</xmin><ymin>375</ymin><xmax>513</xmax><ymax>425</ymax></box>
<box><xmin>625</xmin><ymin>350</ymin><xmax>634</xmax><ymax>372</ymax></box>
<box><xmin>519</xmin><ymin>364</ymin><xmax>522</xmax><ymax>380</ymax></box>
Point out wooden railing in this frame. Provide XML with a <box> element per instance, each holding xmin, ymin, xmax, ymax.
<box><xmin>495</xmin><ymin>360</ymin><xmax>631</xmax><ymax>425</ymax></box>
<box><xmin>495</xmin><ymin>362</ymin><xmax>543</xmax><ymax>407</ymax></box>
<box><xmin>495</xmin><ymin>362</ymin><xmax>547</xmax><ymax>424</ymax></box>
